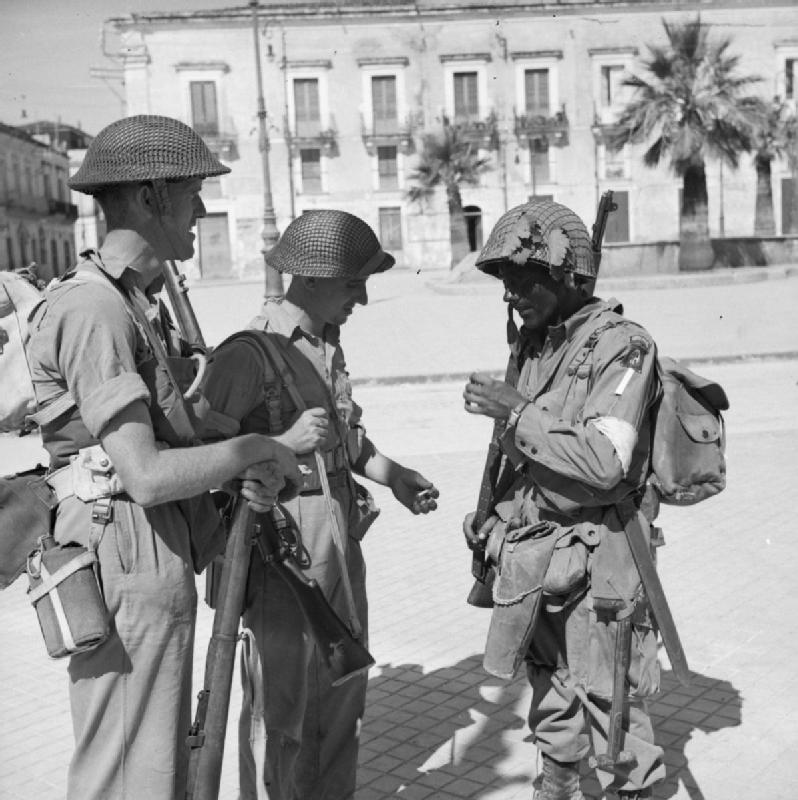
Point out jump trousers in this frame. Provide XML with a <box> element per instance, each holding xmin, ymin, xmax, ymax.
<box><xmin>526</xmin><ymin>592</ymin><xmax>665</xmax><ymax>794</ymax></box>
<box><xmin>59</xmin><ymin>495</ymin><xmax>197</xmax><ymax>800</ymax></box>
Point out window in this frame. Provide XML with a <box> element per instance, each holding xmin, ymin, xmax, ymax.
<box><xmin>51</xmin><ymin>240</ymin><xmax>59</xmax><ymax>272</ymax></box>
<box><xmin>24</xmin><ymin>163</ymin><xmax>33</xmax><ymax>196</ymax></box>
<box><xmin>453</xmin><ymin>72</ymin><xmax>479</xmax><ymax>123</ymax></box>
<box><xmin>377</xmin><ymin>146</ymin><xmax>398</xmax><ymax>190</ymax></box>
<box><xmin>378</xmin><ymin>207</ymin><xmax>402</xmax><ymax>250</ymax></box>
<box><xmin>18</xmin><ymin>230</ymin><xmax>27</xmax><ymax>264</ymax></box>
<box><xmin>530</xmin><ymin>137</ymin><xmax>550</xmax><ymax>188</ymax></box>
<box><xmin>786</xmin><ymin>58</ymin><xmax>796</xmax><ymax>100</ymax></box>
<box><xmin>524</xmin><ymin>69</ymin><xmax>550</xmax><ymax>116</ymax></box>
<box><xmin>782</xmin><ymin>178</ymin><xmax>798</xmax><ymax>234</ymax></box>
<box><xmin>6</xmin><ymin>237</ymin><xmax>14</xmax><ymax>270</ymax></box>
<box><xmin>190</xmin><ymin>81</ymin><xmax>219</xmax><ymax>136</ymax></box>
<box><xmin>601</xmin><ymin>143</ymin><xmax>628</xmax><ymax>180</ymax></box>
<box><xmin>371</xmin><ymin>76</ymin><xmax>398</xmax><ymax>134</ymax></box>
<box><xmin>604</xmin><ymin>190</ymin><xmax>630</xmax><ymax>243</ymax></box>
<box><xmin>0</xmin><ymin>159</ymin><xmax>6</xmax><ymax>199</ymax></box>
<box><xmin>600</xmin><ymin>65</ymin><xmax>625</xmax><ymax>108</ymax></box>
<box><xmin>300</xmin><ymin>148</ymin><xmax>322</xmax><ymax>193</ymax></box>
<box><xmin>63</xmin><ymin>241</ymin><xmax>72</xmax><ymax>270</ymax></box>
<box><xmin>294</xmin><ymin>78</ymin><xmax>321</xmax><ymax>137</ymax></box>
<box><xmin>11</xmin><ymin>159</ymin><xmax>20</xmax><ymax>193</ymax></box>
<box><xmin>38</xmin><ymin>228</ymin><xmax>47</xmax><ymax>265</ymax></box>
<box><xmin>42</xmin><ymin>171</ymin><xmax>52</xmax><ymax>201</ymax></box>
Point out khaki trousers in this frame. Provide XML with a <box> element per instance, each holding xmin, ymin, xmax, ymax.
<box><xmin>59</xmin><ymin>496</ymin><xmax>197</xmax><ymax>800</ymax></box>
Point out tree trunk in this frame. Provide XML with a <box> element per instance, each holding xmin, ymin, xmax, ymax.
<box><xmin>754</xmin><ymin>154</ymin><xmax>776</xmax><ymax>236</ymax></box>
<box><xmin>447</xmin><ymin>183</ymin><xmax>470</xmax><ymax>269</ymax></box>
<box><xmin>679</xmin><ymin>161</ymin><xmax>715</xmax><ymax>272</ymax></box>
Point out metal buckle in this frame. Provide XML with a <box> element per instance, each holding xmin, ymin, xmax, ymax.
<box><xmin>91</xmin><ymin>498</ymin><xmax>113</xmax><ymax>524</ymax></box>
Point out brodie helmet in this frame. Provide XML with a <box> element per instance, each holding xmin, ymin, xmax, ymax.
<box><xmin>267</xmin><ymin>209</ymin><xmax>395</xmax><ymax>278</ymax></box>
<box><xmin>476</xmin><ymin>199</ymin><xmax>596</xmax><ymax>281</ymax></box>
<box><xmin>69</xmin><ymin>115</ymin><xmax>230</xmax><ymax>194</ymax></box>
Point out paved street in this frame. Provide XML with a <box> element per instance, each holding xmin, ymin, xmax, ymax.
<box><xmin>1</xmin><ymin>269</ymin><xmax>796</xmax><ymax>799</ymax></box>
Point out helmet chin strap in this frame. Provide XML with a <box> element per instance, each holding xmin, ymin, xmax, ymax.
<box><xmin>149</xmin><ymin>179</ymin><xmax>184</xmax><ymax>263</ymax></box>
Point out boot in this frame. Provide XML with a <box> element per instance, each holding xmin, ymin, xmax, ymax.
<box><xmin>532</xmin><ymin>753</ymin><xmax>585</xmax><ymax>800</ymax></box>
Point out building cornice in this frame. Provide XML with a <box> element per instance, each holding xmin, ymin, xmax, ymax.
<box><xmin>173</xmin><ymin>60</ymin><xmax>231</xmax><ymax>73</ymax></box>
<box><xmin>511</xmin><ymin>50</ymin><xmax>563</xmax><ymax>61</ymax></box>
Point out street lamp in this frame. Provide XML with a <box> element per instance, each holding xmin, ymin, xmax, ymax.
<box><xmin>250</xmin><ymin>0</ymin><xmax>283</xmax><ymax>300</ymax></box>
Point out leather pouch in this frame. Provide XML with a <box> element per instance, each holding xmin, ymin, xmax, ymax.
<box><xmin>348</xmin><ymin>481</ymin><xmax>380</xmax><ymax>542</ymax></box>
<box><xmin>483</xmin><ymin>521</ymin><xmax>558</xmax><ymax>679</ymax></box>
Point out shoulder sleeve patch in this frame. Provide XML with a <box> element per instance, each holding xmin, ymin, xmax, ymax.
<box><xmin>621</xmin><ymin>335</ymin><xmax>650</xmax><ymax>373</ymax></box>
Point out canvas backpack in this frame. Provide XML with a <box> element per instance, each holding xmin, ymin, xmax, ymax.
<box><xmin>0</xmin><ymin>270</ymin><xmax>77</xmax><ymax>433</ymax></box>
<box><xmin>575</xmin><ymin>315</ymin><xmax>728</xmax><ymax>507</ymax></box>
<box><xmin>648</xmin><ymin>356</ymin><xmax>728</xmax><ymax>505</ymax></box>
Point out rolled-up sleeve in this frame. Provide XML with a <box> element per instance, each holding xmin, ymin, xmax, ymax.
<box><xmin>46</xmin><ymin>284</ymin><xmax>151</xmax><ymax>437</ymax></box>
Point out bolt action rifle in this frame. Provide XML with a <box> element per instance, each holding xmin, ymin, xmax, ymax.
<box><xmin>160</xmin><ymin>259</ymin><xmax>374</xmax><ymax>800</ymax></box>
<box><xmin>466</xmin><ymin>191</ymin><xmax>617</xmax><ymax>608</ymax></box>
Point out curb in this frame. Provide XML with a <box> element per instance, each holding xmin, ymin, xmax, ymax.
<box><xmin>351</xmin><ymin>350</ymin><xmax>798</xmax><ymax>387</ymax></box>
<box><xmin>427</xmin><ymin>264</ymin><xmax>798</xmax><ymax>295</ymax></box>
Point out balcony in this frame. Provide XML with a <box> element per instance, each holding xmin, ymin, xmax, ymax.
<box><xmin>48</xmin><ymin>198</ymin><xmax>78</xmax><ymax>222</ymax></box>
<box><xmin>193</xmin><ymin>123</ymin><xmax>238</xmax><ymax>161</ymax></box>
<box><xmin>361</xmin><ymin>115</ymin><xmax>415</xmax><ymax>156</ymax></box>
<box><xmin>288</xmin><ymin>118</ymin><xmax>338</xmax><ymax>157</ymax></box>
<box><xmin>449</xmin><ymin>111</ymin><xmax>498</xmax><ymax>150</ymax></box>
<box><xmin>590</xmin><ymin>113</ymin><xmax>628</xmax><ymax>147</ymax></box>
<box><xmin>514</xmin><ymin>106</ymin><xmax>570</xmax><ymax>147</ymax></box>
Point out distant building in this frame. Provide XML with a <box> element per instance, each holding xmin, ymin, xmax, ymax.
<box><xmin>18</xmin><ymin>121</ymin><xmax>106</xmax><ymax>257</ymax></box>
<box><xmin>106</xmin><ymin>0</ymin><xmax>797</xmax><ymax>279</ymax></box>
<box><xmin>0</xmin><ymin>122</ymin><xmax>79</xmax><ymax>281</ymax></box>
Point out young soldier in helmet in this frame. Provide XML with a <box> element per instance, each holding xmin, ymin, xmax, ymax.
<box><xmin>25</xmin><ymin>115</ymin><xmax>300</xmax><ymax>800</ymax></box>
<box><xmin>462</xmin><ymin>200</ymin><xmax>664</xmax><ymax>800</ymax></box>
<box><xmin>199</xmin><ymin>209</ymin><xmax>440</xmax><ymax>800</ymax></box>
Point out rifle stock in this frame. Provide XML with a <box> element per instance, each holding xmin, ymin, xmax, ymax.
<box><xmin>252</xmin><ymin>509</ymin><xmax>375</xmax><ymax>687</ymax></box>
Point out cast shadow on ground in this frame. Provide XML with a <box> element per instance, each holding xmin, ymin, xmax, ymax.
<box><xmin>358</xmin><ymin>658</ymin><xmax>741</xmax><ymax>800</ymax></box>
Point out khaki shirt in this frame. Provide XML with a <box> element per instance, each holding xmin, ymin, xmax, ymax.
<box><xmin>499</xmin><ymin>298</ymin><xmax>658</xmax><ymax>527</ymax></box>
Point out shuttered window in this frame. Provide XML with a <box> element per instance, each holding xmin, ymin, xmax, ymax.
<box><xmin>294</xmin><ymin>79</ymin><xmax>321</xmax><ymax>137</ymax></box>
<box><xmin>604</xmin><ymin>190</ymin><xmax>630</xmax><ymax>243</ymax></box>
<box><xmin>300</xmin><ymin>148</ymin><xmax>322</xmax><ymax>193</ymax></box>
<box><xmin>372</xmin><ymin>76</ymin><xmax>397</xmax><ymax>133</ymax></box>
<box><xmin>190</xmin><ymin>81</ymin><xmax>219</xmax><ymax>136</ymax></box>
<box><xmin>524</xmin><ymin>69</ymin><xmax>550</xmax><ymax>116</ymax></box>
<box><xmin>377</xmin><ymin>146</ymin><xmax>398</xmax><ymax>190</ymax></box>
<box><xmin>453</xmin><ymin>72</ymin><xmax>479</xmax><ymax>122</ymax></box>
<box><xmin>379</xmin><ymin>207</ymin><xmax>403</xmax><ymax>250</ymax></box>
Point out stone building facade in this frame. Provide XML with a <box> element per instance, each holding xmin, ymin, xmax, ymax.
<box><xmin>0</xmin><ymin>123</ymin><xmax>79</xmax><ymax>282</ymax></box>
<box><xmin>108</xmin><ymin>0</ymin><xmax>797</xmax><ymax>279</ymax></box>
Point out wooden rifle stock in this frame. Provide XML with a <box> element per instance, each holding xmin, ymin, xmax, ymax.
<box><xmin>162</xmin><ymin>260</ymin><xmax>207</xmax><ymax>351</ymax></box>
<box><xmin>252</xmin><ymin>508</ymin><xmax>375</xmax><ymax>686</ymax></box>
<box><xmin>186</xmin><ymin>499</ymin><xmax>253</xmax><ymax>800</ymax></box>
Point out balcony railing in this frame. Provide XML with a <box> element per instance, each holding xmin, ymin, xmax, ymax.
<box><xmin>361</xmin><ymin>115</ymin><xmax>415</xmax><ymax>156</ymax></box>
<box><xmin>514</xmin><ymin>106</ymin><xmax>570</xmax><ymax>147</ymax></box>
<box><xmin>449</xmin><ymin>111</ymin><xmax>498</xmax><ymax>150</ymax></box>
<box><xmin>590</xmin><ymin>113</ymin><xmax>628</xmax><ymax>146</ymax></box>
<box><xmin>48</xmin><ymin>198</ymin><xmax>78</xmax><ymax>222</ymax></box>
<box><xmin>289</xmin><ymin>117</ymin><xmax>338</xmax><ymax>156</ymax></box>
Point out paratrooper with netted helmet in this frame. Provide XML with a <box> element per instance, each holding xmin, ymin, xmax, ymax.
<box><xmin>462</xmin><ymin>199</ymin><xmax>665</xmax><ymax>800</ymax></box>
<box><xmin>198</xmin><ymin>207</ymin><xmax>440</xmax><ymax>800</ymax></box>
<box><xmin>25</xmin><ymin>116</ymin><xmax>299</xmax><ymax>800</ymax></box>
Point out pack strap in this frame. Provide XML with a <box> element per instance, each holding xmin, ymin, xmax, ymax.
<box><xmin>234</xmin><ymin>330</ymin><xmax>364</xmax><ymax>639</ymax></box>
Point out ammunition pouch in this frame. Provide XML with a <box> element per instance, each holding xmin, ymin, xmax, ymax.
<box><xmin>349</xmin><ymin>481</ymin><xmax>380</xmax><ymax>542</ymax></box>
<box><xmin>483</xmin><ymin>521</ymin><xmax>558</xmax><ymax>679</ymax></box>
<box><xmin>542</xmin><ymin>524</ymin><xmax>600</xmax><ymax>597</ymax></box>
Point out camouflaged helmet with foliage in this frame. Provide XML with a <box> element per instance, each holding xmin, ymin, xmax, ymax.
<box><xmin>476</xmin><ymin>199</ymin><xmax>596</xmax><ymax>281</ymax></box>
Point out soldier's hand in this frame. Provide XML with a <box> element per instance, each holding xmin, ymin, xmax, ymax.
<box><xmin>390</xmin><ymin>469</ymin><xmax>439</xmax><ymax>515</ymax></box>
<box><xmin>277</xmin><ymin>408</ymin><xmax>329</xmax><ymax>454</ymax></box>
<box><xmin>239</xmin><ymin>460</ymin><xmax>285</xmax><ymax>512</ymax></box>
<box><xmin>463</xmin><ymin>372</ymin><xmax>525</xmax><ymax>420</ymax></box>
<box><xmin>462</xmin><ymin>511</ymin><xmax>499</xmax><ymax>551</ymax></box>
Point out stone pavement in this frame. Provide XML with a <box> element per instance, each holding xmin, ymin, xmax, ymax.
<box><xmin>1</xmin><ymin>269</ymin><xmax>797</xmax><ymax>800</ymax></box>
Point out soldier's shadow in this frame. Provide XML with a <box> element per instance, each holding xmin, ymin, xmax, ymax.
<box><xmin>359</xmin><ymin>660</ymin><xmax>741</xmax><ymax>800</ymax></box>
<box><xmin>359</xmin><ymin>654</ymin><xmax>533</xmax><ymax>798</ymax></box>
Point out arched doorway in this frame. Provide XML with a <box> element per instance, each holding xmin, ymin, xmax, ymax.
<box><xmin>463</xmin><ymin>205</ymin><xmax>483</xmax><ymax>252</ymax></box>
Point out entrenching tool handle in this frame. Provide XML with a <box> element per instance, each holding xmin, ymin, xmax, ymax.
<box><xmin>186</xmin><ymin>499</ymin><xmax>253</xmax><ymax>800</ymax></box>
<box><xmin>589</xmin><ymin>599</ymin><xmax>637</xmax><ymax>774</ymax></box>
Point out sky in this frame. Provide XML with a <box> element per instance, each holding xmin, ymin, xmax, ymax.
<box><xmin>0</xmin><ymin>0</ymin><xmax>243</xmax><ymax>136</ymax></box>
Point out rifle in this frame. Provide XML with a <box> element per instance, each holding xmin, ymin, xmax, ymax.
<box><xmin>466</xmin><ymin>192</ymin><xmax>618</xmax><ymax>608</ymax></box>
<box><xmin>160</xmin><ymin>260</ymin><xmax>375</xmax><ymax>800</ymax></box>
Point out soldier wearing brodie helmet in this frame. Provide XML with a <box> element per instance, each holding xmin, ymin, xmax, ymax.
<box><xmin>199</xmin><ymin>209</ymin><xmax>440</xmax><ymax>800</ymax></box>
<box><xmin>26</xmin><ymin>116</ymin><xmax>299</xmax><ymax>800</ymax></box>
<box><xmin>463</xmin><ymin>199</ymin><xmax>665</xmax><ymax>800</ymax></box>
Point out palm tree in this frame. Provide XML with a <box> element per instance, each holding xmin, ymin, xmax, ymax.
<box><xmin>406</xmin><ymin>119</ymin><xmax>491</xmax><ymax>268</ymax></box>
<box><xmin>611</xmin><ymin>16</ymin><xmax>762</xmax><ymax>271</ymax></box>
<box><xmin>751</xmin><ymin>97</ymin><xmax>798</xmax><ymax>235</ymax></box>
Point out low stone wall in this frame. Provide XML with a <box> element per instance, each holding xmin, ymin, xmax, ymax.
<box><xmin>600</xmin><ymin>236</ymin><xmax>798</xmax><ymax>276</ymax></box>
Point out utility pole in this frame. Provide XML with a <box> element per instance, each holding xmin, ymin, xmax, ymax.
<box><xmin>250</xmin><ymin>0</ymin><xmax>283</xmax><ymax>300</ymax></box>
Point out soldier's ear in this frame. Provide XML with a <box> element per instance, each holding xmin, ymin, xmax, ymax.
<box><xmin>302</xmin><ymin>276</ymin><xmax>317</xmax><ymax>290</ymax></box>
